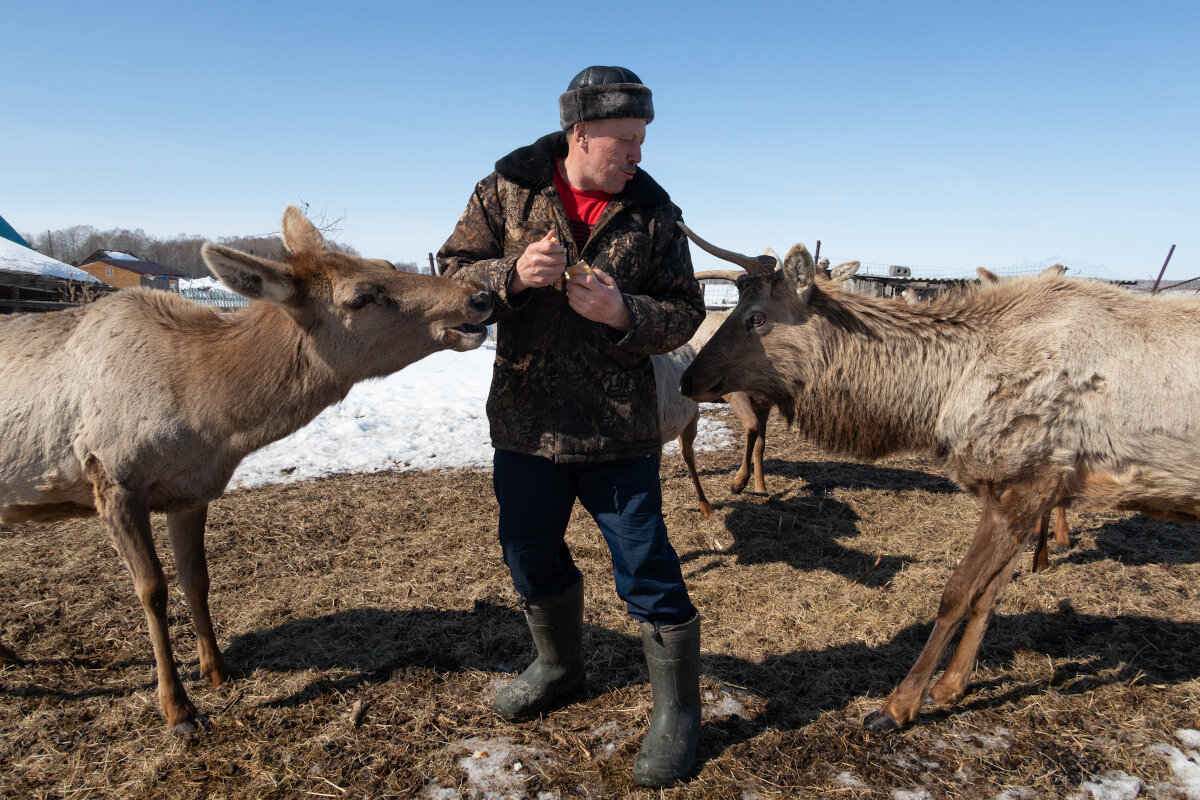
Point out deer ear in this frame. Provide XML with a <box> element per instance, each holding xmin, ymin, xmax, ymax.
<box><xmin>783</xmin><ymin>243</ymin><xmax>815</xmax><ymax>293</ymax></box>
<box><xmin>280</xmin><ymin>205</ymin><xmax>326</xmax><ymax>255</ymax></box>
<box><xmin>202</xmin><ymin>243</ymin><xmax>297</xmax><ymax>304</ymax></box>
<box><xmin>830</xmin><ymin>261</ymin><xmax>860</xmax><ymax>283</ymax></box>
<box><xmin>976</xmin><ymin>267</ymin><xmax>999</xmax><ymax>284</ymax></box>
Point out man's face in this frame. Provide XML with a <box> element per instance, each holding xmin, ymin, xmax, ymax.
<box><xmin>573</xmin><ymin>118</ymin><xmax>647</xmax><ymax>194</ymax></box>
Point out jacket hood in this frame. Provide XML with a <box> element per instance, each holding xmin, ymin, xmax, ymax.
<box><xmin>494</xmin><ymin>131</ymin><xmax>670</xmax><ymax>206</ymax></box>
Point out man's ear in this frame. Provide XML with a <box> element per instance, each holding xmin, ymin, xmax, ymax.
<box><xmin>572</xmin><ymin>121</ymin><xmax>589</xmax><ymax>148</ymax></box>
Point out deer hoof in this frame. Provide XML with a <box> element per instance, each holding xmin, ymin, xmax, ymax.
<box><xmin>863</xmin><ymin>710</ymin><xmax>900</xmax><ymax>731</ymax></box>
<box><xmin>171</xmin><ymin>714</ymin><xmax>207</xmax><ymax>736</ymax></box>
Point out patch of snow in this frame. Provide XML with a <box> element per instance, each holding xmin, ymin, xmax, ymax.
<box><xmin>103</xmin><ymin>250</ymin><xmax>138</xmax><ymax>260</ymax></box>
<box><xmin>833</xmin><ymin>770</ymin><xmax>868</xmax><ymax>789</ymax></box>
<box><xmin>1148</xmin><ymin>732</ymin><xmax>1200</xmax><ymax>800</ymax></box>
<box><xmin>971</xmin><ymin>726</ymin><xmax>1014</xmax><ymax>752</ymax></box>
<box><xmin>425</xmin><ymin>736</ymin><xmax>556</xmax><ymax>800</ymax></box>
<box><xmin>1068</xmin><ymin>771</ymin><xmax>1144</xmax><ymax>800</ymax></box>
<box><xmin>662</xmin><ymin>404</ymin><xmax>737</xmax><ymax>454</ymax></box>
<box><xmin>702</xmin><ymin>688</ymin><xmax>747</xmax><ymax>720</ymax></box>
<box><xmin>227</xmin><ymin>347</ymin><xmax>734</xmax><ymax>490</ymax></box>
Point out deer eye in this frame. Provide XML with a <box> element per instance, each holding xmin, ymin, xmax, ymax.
<box><xmin>347</xmin><ymin>292</ymin><xmax>373</xmax><ymax>310</ymax></box>
<box><xmin>748</xmin><ymin>311</ymin><xmax>766</xmax><ymax>328</ymax></box>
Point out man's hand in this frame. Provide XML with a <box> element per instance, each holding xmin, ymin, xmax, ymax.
<box><xmin>567</xmin><ymin>269</ymin><xmax>631</xmax><ymax>332</ymax></box>
<box><xmin>510</xmin><ymin>229</ymin><xmax>566</xmax><ymax>293</ymax></box>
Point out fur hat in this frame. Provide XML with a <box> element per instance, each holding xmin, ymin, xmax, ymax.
<box><xmin>558</xmin><ymin>66</ymin><xmax>654</xmax><ymax>131</ymax></box>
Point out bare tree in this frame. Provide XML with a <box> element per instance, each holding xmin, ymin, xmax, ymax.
<box><xmin>26</xmin><ymin>218</ymin><xmax>360</xmax><ymax>280</ymax></box>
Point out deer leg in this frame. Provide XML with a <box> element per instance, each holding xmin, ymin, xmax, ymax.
<box><xmin>927</xmin><ymin>531</ymin><xmax>1026</xmax><ymax>708</ymax></box>
<box><xmin>733</xmin><ymin>429</ymin><xmax>756</xmax><ymax>495</ymax></box>
<box><xmin>749</xmin><ymin>402</ymin><xmax>770</xmax><ymax>494</ymax></box>
<box><xmin>1053</xmin><ymin>506</ymin><xmax>1070</xmax><ymax>549</ymax></box>
<box><xmin>1031</xmin><ymin>509</ymin><xmax>1051</xmax><ymax>573</ymax></box>
<box><xmin>729</xmin><ymin>393</ymin><xmax>762</xmax><ymax>495</ymax></box>
<box><xmin>167</xmin><ymin>504</ymin><xmax>229</xmax><ymax>687</ymax></box>
<box><xmin>677</xmin><ymin>412</ymin><xmax>711</xmax><ymax>518</ymax></box>
<box><xmin>88</xmin><ymin>459</ymin><xmax>200</xmax><ymax>734</ymax></box>
<box><xmin>865</xmin><ymin>498</ymin><xmax>1028</xmax><ymax>730</ymax></box>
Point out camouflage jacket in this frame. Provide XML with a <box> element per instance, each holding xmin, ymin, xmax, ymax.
<box><xmin>438</xmin><ymin>131</ymin><xmax>704</xmax><ymax>462</ymax></box>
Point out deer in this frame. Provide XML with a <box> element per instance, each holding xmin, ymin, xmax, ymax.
<box><xmin>0</xmin><ymin>206</ymin><xmax>493</xmax><ymax>734</ymax></box>
<box><xmin>676</xmin><ymin>223</ymin><xmax>1200</xmax><ymax>731</ymax></box>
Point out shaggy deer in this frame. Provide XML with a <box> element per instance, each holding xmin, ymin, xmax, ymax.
<box><xmin>0</xmin><ymin>206</ymin><xmax>492</xmax><ymax>734</ymax></box>
<box><xmin>677</xmin><ymin>225</ymin><xmax>1200</xmax><ymax>731</ymax></box>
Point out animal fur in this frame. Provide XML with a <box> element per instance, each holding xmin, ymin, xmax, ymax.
<box><xmin>0</xmin><ymin>206</ymin><xmax>492</xmax><ymax>733</ymax></box>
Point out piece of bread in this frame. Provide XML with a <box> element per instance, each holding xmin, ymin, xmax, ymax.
<box><xmin>566</xmin><ymin>262</ymin><xmax>593</xmax><ymax>276</ymax></box>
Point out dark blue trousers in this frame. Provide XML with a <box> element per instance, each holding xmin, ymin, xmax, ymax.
<box><xmin>493</xmin><ymin>449</ymin><xmax>695</xmax><ymax>625</ymax></box>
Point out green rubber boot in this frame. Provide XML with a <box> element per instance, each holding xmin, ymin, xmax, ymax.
<box><xmin>493</xmin><ymin>580</ymin><xmax>586</xmax><ymax>720</ymax></box>
<box><xmin>632</xmin><ymin>614</ymin><xmax>702</xmax><ymax>787</ymax></box>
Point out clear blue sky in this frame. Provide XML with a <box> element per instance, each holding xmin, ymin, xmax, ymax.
<box><xmin>4</xmin><ymin>1</ymin><xmax>1196</xmax><ymax>281</ymax></box>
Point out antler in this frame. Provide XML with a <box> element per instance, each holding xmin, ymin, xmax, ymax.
<box><xmin>677</xmin><ymin>221</ymin><xmax>777</xmax><ymax>277</ymax></box>
<box><xmin>694</xmin><ymin>269</ymin><xmax>746</xmax><ymax>282</ymax></box>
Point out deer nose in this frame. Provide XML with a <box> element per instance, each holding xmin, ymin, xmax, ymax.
<box><xmin>469</xmin><ymin>289</ymin><xmax>492</xmax><ymax>318</ymax></box>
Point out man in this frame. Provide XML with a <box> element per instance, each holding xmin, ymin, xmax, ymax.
<box><xmin>438</xmin><ymin>66</ymin><xmax>705</xmax><ymax>787</ymax></box>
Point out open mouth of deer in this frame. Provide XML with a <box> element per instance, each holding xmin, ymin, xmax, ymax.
<box><xmin>441</xmin><ymin>322</ymin><xmax>489</xmax><ymax>350</ymax></box>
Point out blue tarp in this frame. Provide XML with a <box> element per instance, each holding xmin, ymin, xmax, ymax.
<box><xmin>0</xmin><ymin>214</ymin><xmax>29</xmax><ymax>248</ymax></box>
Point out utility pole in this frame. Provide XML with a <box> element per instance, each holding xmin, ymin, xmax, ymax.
<box><xmin>1150</xmin><ymin>244</ymin><xmax>1177</xmax><ymax>294</ymax></box>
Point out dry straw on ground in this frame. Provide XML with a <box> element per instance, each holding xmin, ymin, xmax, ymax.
<box><xmin>1</xmin><ymin>407</ymin><xmax>1198</xmax><ymax>798</ymax></box>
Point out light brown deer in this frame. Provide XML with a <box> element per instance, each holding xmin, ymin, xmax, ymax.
<box><xmin>0</xmin><ymin>206</ymin><xmax>492</xmax><ymax>734</ymax></box>
<box><xmin>677</xmin><ymin>224</ymin><xmax>1200</xmax><ymax>731</ymax></box>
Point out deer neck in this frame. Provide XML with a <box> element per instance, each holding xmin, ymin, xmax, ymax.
<box><xmin>791</xmin><ymin>290</ymin><xmax>974</xmax><ymax>460</ymax></box>
<box><xmin>176</xmin><ymin>302</ymin><xmax>351</xmax><ymax>457</ymax></box>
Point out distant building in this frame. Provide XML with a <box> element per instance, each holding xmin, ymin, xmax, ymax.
<box><xmin>1126</xmin><ymin>277</ymin><xmax>1199</xmax><ymax>294</ymax></box>
<box><xmin>0</xmin><ymin>237</ymin><xmax>113</xmax><ymax>313</ymax></box>
<box><xmin>700</xmin><ymin>279</ymin><xmax>739</xmax><ymax>309</ymax></box>
<box><xmin>77</xmin><ymin>250</ymin><xmax>188</xmax><ymax>291</ymax></box>
<box><xmin>177</xmin><ymin>280</ymin><xmax>250</xmax><ymax>313</ymax></box>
